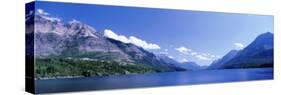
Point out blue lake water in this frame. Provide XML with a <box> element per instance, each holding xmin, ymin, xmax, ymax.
<box><xmin>35</xmin><ymin>68</ymin><xmax>273</xmax><ymax>93</ymax></box>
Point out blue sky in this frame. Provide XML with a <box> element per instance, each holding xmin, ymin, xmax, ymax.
<box><xmin>33</xmin><ymin>1</ymin><xmax>274</xmax><ymax>66</ymax></box>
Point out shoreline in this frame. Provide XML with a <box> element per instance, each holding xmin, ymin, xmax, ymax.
<box><xmin>35</xmin><ymin>67</ymin><xmax>273</xmax><ymax>80</ymax></box>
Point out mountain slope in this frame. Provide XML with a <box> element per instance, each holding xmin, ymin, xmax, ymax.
<box><xmin>157</xmin><ymin>54</ymin><xmax>178</xmax><ymax>65</ymax></box>
<box><xmin>31</xmin><ymin>14</ymin><xmax>132</xmax><ymax>63</ymax></box>
<box><xmin>156</xmin><ymin>54</ymin><xmax>204</xmax><ymax>70</ymax></box>
<box><xmin>27</xmin><ymin>12</ymin><xmax>185</xmax><ymax>73</ymax></box>
<box><xmin>220</xmin><ymin>32</ymin><xmax>274</xmax><ymax>69</ymax></box>
<box><xmin>107</xmin><ymin>38</ymin><xmax>186</xmax><ymax>71</ymax></box>
<box><xmin>178</xmin><ymin>62</ymin><xmax>203</xmax><ymax>70</ymax></box>
<box><xmin>208</xmin><ymin>50</ymin><xmax>239</xmax><ymax>69</ymax></box>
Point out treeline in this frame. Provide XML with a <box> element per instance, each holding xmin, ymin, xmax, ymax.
<box><xmin>35</xmin><ymin>58</ymin><xmax>157</xmax><ymax>79</ymax></box>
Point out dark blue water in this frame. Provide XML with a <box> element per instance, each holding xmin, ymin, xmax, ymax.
<box><xmin>35</xmin><ymin>68</ymin><xmax>273</xmax><ymax>93</ymax></box>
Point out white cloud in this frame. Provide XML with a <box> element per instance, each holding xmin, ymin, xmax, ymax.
<box><xmin>104</xmin><ymin>29</ymin><xmax>161</xmax><ymax>50</ymax></box>
<box><xmin>26</xmin><ymin>10</ymin><xmax>34</xmax><ymax>17</ymax></box>
<box><xmin>175</xmin><ymin>46</ymin><xmax>192</xmax><ymax>55</ymax></box>
<box><xmin>179</xmin><ymin>58</ymin><xmax>188</xmax><ymax>62</ymax></box>
<box><xmin>104</xmin><ymin>29</ymin><xmax>130</xmax><ymax>43</ymax></box>
<box><xmin>129</xmin><ymin>36</ymin><xmax>161</xmax><ymax>50</ymax></box>
<box><xmin>155</xmin><ymin>49</ymin><xmax>169</xmax><ymax>55</ymax></box>
<box><xmin>35</xmin><ymin>9</ymin><xmax>61</xmax><ymax>22</ymax></box>
<box><xmin>29</xmin><ymin>10</ymin><xmax>34</xmax><ymax>15</ymax></box>
<box><xmin>36</xmin><ymin>9</ymin><xmax>50</xmax><ymax>15</ymax></box>
<box><xmin>196</xmin><ymin>55</ymin><xmax>212</xmax><ymax>61</ymax></box>
<box><xmin>158</xmin><ymin>51</ymin><xmax>168</xmax><ymax>55</ymax></box>
<box><xmin>69</xmin><ymin>19</ymin><xmax>81</xmax><ymax>24</ymax></box>
<box><xmin>168</xmin><ymin>56</ymin><xmax>174</xmax><ymax>59</ymax></box>
<box><xmin>174</xmin><ymin>46</ymin><xmax>220</xmax><ymax>61</ymax></box>
<box><xmin>191</xmin><ymin>52</ymin><xmax>197</xmax><ymax>56</ymax></box>
<box><xmin>41</xmin><ymin>16</ymin><xmax>61</xmax><ymax>22</ymax></box>
<box><xmin>216</xmin><ymin>55</ymin><xmax>222</xmax><ymax>58</ymax></box>
<box><xmin>157</xmin><ymin>49</ymin><xmax>169</xmax><ymax>54</ymax></box>
<box><xmin>234</xmin><ymin>43</ymin><xmax>244</xmax><ymax>49</ymax></box>
<box><xmin>194</xmin><ymin>52</ymin><xmax>220</xmax><ymax>61</ymax></box>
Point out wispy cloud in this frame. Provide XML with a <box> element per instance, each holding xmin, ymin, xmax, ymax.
<box><xmin>195</xmin><ymin>53</ymin><xmax>220</xmax><ymax>61</ymax></box>
<box><xmin>104</xmin><ymin>29</ymin><xmax>130</xmax><ymax>43</ymax></box>
<box><xmin>129</xmin><ymin>36</ymin><xmax>161</xmax><ymax>50</ymax></box>
<box><xmin>196</xmin><ymin>55</ymin><xmax>211</xmax><ymax>61</ymax></box>
<box><xmin>175</xmin><ymin>46</ymin><xmax>220</xmax><ymax>61</ymax></box>
<box><xmin>175</xmin><ymin>46</ymin><xmax>192</xmax><ymax>55</ymax></box>
<box><xmin>35</xmin><ymin>9</ymin><xmax>61</xmax><ymax>22</ymax></box>
<box><xmin>158</xmin><ymin>51</ymin><xmax>168</xmax><ymax>55</ymax></box>
<box><xmin>36</xmin><ymin>9</ymin><xmax>50</xmax><ymax>15</ymax></box>
<box><xmin>168</xmin><ymin>56</ymin><xmax>174</xmax><ymax>59</ymax></box>
<box><xmin>191</xmin><ymin>52</ymin><xmax>197</xmax><ymax>56</ymax></box>
<box><xmin>104</xmin><ymin>29</ymin><xmax>161</xmax><ymax>50</ymax></box>
<box><xmin>156</xmin><ymin>49</ymin><xmax>169</xmax><ymax>55</ymax></box>
<box><xmin>179</xmin><ymin>58</ymin><xmax>188</xmax><ymax>62</ymax></box>
<box><xmin>234</xmin><ymin>43</ymin><xmax>244</xmax><ymax>49</ymax></box>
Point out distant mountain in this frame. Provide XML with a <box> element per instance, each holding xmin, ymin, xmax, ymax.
<box><xmin>179</xmin><ymin>62</ymin><xmax>204</xmax><ymax>70</ymax></box>
<box><xmin>156</xmin><ymin>54</ymin><xmax>204</xmax><ymax>70</ymax></box>
<box><xmin>156</xmin><ymin>54</ymin><xmax>178</xmax><ymax>65</ymax></box>
<box><xmin>26</xmin><ymin>12</ymin><xmax>185</xmax><ymax>72</ymax></box>
<box><xmin>107</xmin><ymin>39</ymin><xmax>185</xmax><ymax>71</ymax></box>
<box><xmin>209</xmin><ymin>32</ymin><xmax>274</xmax><ymax>69</ymax></box>
<box><xmin>208</xmin><ymin>50</ymin><xmax>239</xmax><ymax>69</ymax></box>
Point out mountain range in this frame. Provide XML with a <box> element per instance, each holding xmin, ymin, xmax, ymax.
<box><xmin>208</xmin><ymin>32</ymin><xmax>274</xmax><ymax>69</ymax></box>
<box><xmin>26</xmin><ymin>10</ymin><xmax>273</xmax><ymax>72</ymax></box>
<box><xmin>26</xmin><ymin>12</ymin><xmax>185</xmax><ymax>72</ymax></box>
<box><xmin>157</xmin><ymin>54</ymin><xmax>206</xmax><ymax>70</ymax></box>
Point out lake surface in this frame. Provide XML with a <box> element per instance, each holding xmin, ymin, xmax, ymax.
<box><xmin>35</xmin><ymin>68</ymin><xmax>273</xmax><ymax>93</ymax></box>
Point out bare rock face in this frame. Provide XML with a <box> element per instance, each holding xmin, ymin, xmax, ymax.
<box><xmin>26</xmin><ymin>12</ymin><xmax>185</xmax><ymax>71</ymax></box>
<box><xmin>26</xmin><ymin>13</ymin><xmax>130</xmax><ymax>62</ymax></box>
